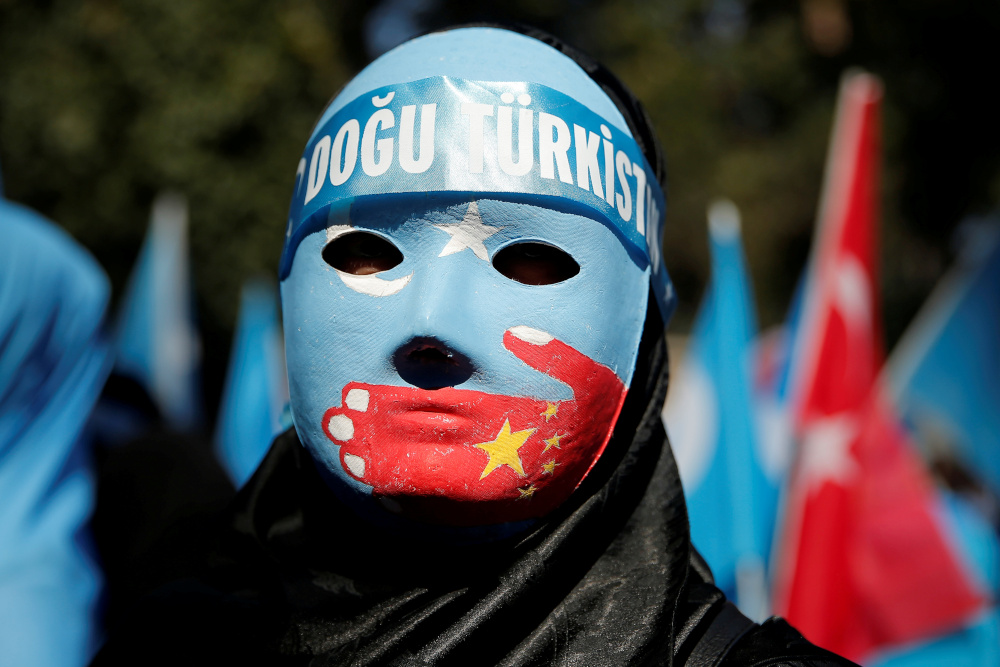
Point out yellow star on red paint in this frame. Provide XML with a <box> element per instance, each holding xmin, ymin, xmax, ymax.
<box><xmin>475</xmin><ymin>419</ymin><xmax>536</xmax><ymax>480</ymax></box>
<box><xmin>542</xmin><ymin>433</ymin><xmax>564</xmax><ymax>453</ymax></box>
<box><xmin>542</xmin><ymin>460</ymin><xmax>559</xmax><ymax>475</ymax></box>
<box><xmin>540</xmin><ymin>402</ymin><xmax>559</xmax><ymax>422</ymax></box>
<box><xmin>518</xmin><ymin>485</ymin><xmax>538</xmax><ymax>499</ymax></box>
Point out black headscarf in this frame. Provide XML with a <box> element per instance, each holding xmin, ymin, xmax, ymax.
<box><xmin>92</xmin><ymin>294</ymin><xmax>856</xmax><ymax>666</ymax></box>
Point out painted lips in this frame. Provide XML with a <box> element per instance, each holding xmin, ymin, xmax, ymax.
<box><xmin>394</xmin><ymin>407</ymin><xmax>471</xmax><ymax>432</ymax></box>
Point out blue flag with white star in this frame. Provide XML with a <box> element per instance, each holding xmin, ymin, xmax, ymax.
<box><xmin>662</xmin><ymin>200</ymin><xmax>781</xmax><ymax>620</ymax></box>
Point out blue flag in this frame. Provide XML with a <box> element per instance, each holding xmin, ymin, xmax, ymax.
<box><xmin>662</xmin><ymin>200</ymin><xmax>780</xmax><ymax>619</ymax></box>
<box><xmin>214</xmin><ymin>279</ymin><xmax>288</xmax><ymax>486</ymax></box>
<box><xmin>114</xmin><ymin>192</ymin><xmax>202</xmax><ymax>432</ymax></box>
<box><xmin>0</xmin><ymin>194</ymin><xmax>111</xmax><ymax>666</ymax></box>
<box><xmin>874</xmin><ymin>218</ymin><xmax>1000</xmax><ymax>664</ymax></box>
<box><xmin>887</xmin><ymin>220</ymin><xmax>1000</xmax><ymax>495</ymax></box>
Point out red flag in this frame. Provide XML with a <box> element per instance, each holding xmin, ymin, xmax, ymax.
<box><xmin>771</xmin><ymin>71</ymin><xmax>983</xmax><ymax>661</ymax></box>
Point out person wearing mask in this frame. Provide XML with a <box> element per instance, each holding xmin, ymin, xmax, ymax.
<box><xmin>94</xmin><ymin>25</ymin><xmax>857</xmax><ymax>666</ymax></box>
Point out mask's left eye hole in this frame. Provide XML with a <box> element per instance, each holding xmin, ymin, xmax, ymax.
<box><xmin>492</xmin><ymin>242</ymin><xmax>580</xmax><ymax>285</ymax></box>
<box><xmin>322</xmin><ymin>231</ymin><xmax>403</xmax><ymax>275</ymax></box>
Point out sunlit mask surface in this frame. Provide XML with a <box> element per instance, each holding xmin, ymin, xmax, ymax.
<box><xmin>281</xmin><ymin>196</ymin><xmax>649</xmax><ymax>528</ymax></box>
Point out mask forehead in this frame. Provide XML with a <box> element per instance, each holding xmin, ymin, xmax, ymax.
<box><xmin>280</xmin><ymin>27</ymin><xmax>676</xmax><ymax>323</ymax></box>
<box><xmin>319</xmin><ymin>27</ymin><xmax>632</xmax><ymax>134</ymax></box>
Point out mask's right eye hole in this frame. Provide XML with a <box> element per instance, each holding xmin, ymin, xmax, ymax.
<box><xmin>322</xmin><ymin>232</ymin><xmax>403</xmax><ymax>275</ymax></box>
<box><xmin>492</xmin><ymin>242</ymin><xmax>580</xmax><ymax>285</ymax></box>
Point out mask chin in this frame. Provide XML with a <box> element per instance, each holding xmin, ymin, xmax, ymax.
<box><xmin>281</xmin><ymin>196</ymin><xmax>649</xmax><ymax>536</ymax></box>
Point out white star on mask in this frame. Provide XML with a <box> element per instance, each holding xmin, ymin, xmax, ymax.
<box><xmin>433</xmin><ymin>201</ymin><xmax>503</xmax><ymax>261</ymax></box>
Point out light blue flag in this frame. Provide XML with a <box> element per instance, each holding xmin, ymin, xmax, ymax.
<box><xmin>114</xmin><ymin>192</ymin><xmax>202</xmax><ymax>432</ymax></box>
<box><xmin>887</xmin><ymin>219</ymin><xmax>1000</xmax><ymax>495</ymax></box>
<box><xmin>662</xmin><ymin>200</ymin><xmax>780</xmax><ymax>620</ymax></box>
<box><xmin>874</xmin><ymin>218</ymin><xmax>1000</xmax><ymax>665</ymax></box>
<box><xmin>214</xmin><ymin>279</ymin><xmax>288</xmax><ymax>486</ymax></box>
<box><xmin>0</xmin><ymin>193</ymin><xmax>112</xmax><ymax>666</ymax></box>
<box><xmin>869</xmin><ymin>491</ymin><xmax>1000</xmax><ymax>667</ymax></box>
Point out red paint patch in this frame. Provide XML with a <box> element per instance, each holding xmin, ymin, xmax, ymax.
<box><xmin>321</xmin><ymin>331</ymin><xmax>626</xmax><ymax>525</ymax></box>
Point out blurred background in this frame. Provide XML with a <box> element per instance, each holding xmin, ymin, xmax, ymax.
<box><xmin>3</xmin><ymin>0</ymin><xmax>999</xmax><ymax>419</ymax></box>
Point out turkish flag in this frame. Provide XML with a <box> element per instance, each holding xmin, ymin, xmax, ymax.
<box><xmin>771</xmin><ymin>72</ymin><xmax>984</xmax><ymax>661</ymax></box>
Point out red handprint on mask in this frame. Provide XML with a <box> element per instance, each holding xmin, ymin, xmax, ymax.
<box><xmin>321</xmin><ymin>326</ymin><xmax>626</xmax><ymax>525</ymax></box>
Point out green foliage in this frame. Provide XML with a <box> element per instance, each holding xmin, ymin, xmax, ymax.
<box><xmin>0</xmin><ymin>0</ymin><xmax>350</xmax><ymax>352</ymax></box>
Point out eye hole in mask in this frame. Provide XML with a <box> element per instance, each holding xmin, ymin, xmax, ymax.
<box><xmin>323</xmin><ymin>232</ymin><xmax>403</xmax><ymax>275</ymax></box>
<box><xmin>492</xmin><ymin>242</ymin><xmax>580</xmax><ymax>286</ymax></box>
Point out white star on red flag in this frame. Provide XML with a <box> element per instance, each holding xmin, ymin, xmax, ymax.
<box><xmin>797</xmin><ymin>414</ymin><xmax>859</xmax><ymax>492</ymax></box>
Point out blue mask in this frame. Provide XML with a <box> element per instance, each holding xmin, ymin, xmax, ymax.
<box><xmin>280</xmin><ymin>27</ymin><xmax>674</xmax><ymax>533</ymax></box>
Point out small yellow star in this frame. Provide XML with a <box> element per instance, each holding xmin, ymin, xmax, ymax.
<box><xmin>541</xmin><ymin>402</ymin><xmax>559</xmax><ymax>422</ymax></box>
<box><xmin>518</xmin><ymin>485</ymin><xmax>538</xmax><ymax>499</ymax></box>
<box><xmin>475</xmin><ymin>419</ymin><xmax>536</xmax><ymax>480</ymax></box>
<box><xmin>542</xmin><ymin>460</ymin><xmax>559</xmax><ymax>475</ymax></box>
<box><xmin>542</xmin><ymin>433</ymin><xmax>564</xmax><ymax>453</ymax></box>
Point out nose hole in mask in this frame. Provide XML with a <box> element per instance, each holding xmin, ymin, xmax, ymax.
<box><xmin>393</xmin><ymin>338</ymin><xmax>475</xmax><ymax>389</ymax></box>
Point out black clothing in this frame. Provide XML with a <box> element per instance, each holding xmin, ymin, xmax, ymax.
<box><xmin>90</xmin><ymin>427</ymin><xmax>236</xmax><ymax>632</ymax></box>
<box><xmin>93</xmin><ymin>312</ymin><xmax>856</xmax><ymax>666</ymax></box>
